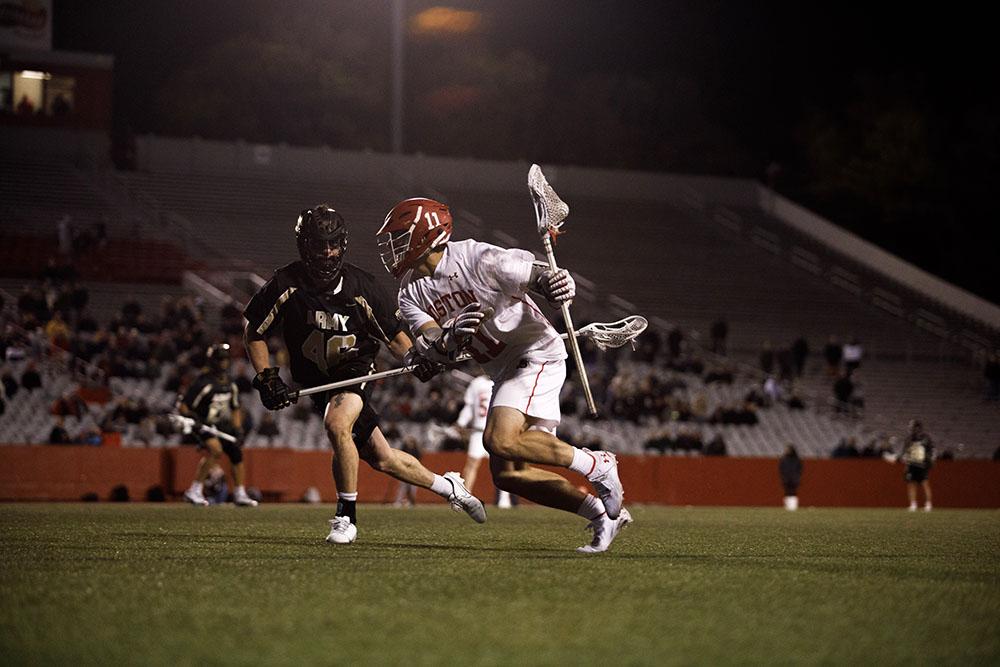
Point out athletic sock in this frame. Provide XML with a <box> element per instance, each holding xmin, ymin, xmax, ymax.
<box><xmin>235</xmin><ymin>485</ymin><xmax>247</xmax><ymax>496</ymax></box>
<box><xmin>576</xmin><ymin>494</ymin><xmax>606</xmax><ymax>521</ymax></box>
<box><xmin>190</xmin><ymin>481</ymin><xmax>203</xmax><ymax>493</ymax></box>
<box><xmin>430</xmin><ymin>474</ymin><xmax>453</xmax><ymax>499</ymax></box>
<box><xmin>337</xmin><ymin>492</ymin><xmax>358</xmax><ymax>524</ymax></box>
<box><xmin>568</xmin><ymin>447</ymin><xmax>598</xmax><ymax>477</ymax></box>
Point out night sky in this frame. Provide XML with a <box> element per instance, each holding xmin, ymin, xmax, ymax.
<box><xmin>50</xmin><ymin>1</ymin><xmax>998</xmax><ymax>302</ymax></box>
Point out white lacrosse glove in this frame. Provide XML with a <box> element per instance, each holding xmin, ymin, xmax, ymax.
<box><xmin>538</xmin><ymin>268</ymin><xmax>575</xmax><ymax>306</ymax></box>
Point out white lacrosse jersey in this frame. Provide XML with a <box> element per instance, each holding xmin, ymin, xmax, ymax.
<box><xmin>398</xmin><ymin>239</ymin><xmax>567</xmax><ymax>378</ymax></box>
<box><xmin>457</xmin><ymin>375</ymin><xmax>494</xmax><ymax>431</ymax></box>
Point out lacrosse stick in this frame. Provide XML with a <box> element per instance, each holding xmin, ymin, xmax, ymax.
<box><xmin>168</xmin><ymin>414</ymin><xmax>238</xmax><ymax>444</ymax></box>
<box><xmin>527</xmin><ymin>163</ymin><xmax>597</xmax><ymax>415</ymax></box>
<box><xmin>291</xmin><ymin>316</ymin><xmax>648</xmax><ymax>400</ymax></box>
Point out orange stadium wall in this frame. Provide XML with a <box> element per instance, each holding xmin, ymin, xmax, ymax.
<box><xmin>1</xmin><ymin>447</ymin><xmax>998</xmax><ymax>507</ymax></box>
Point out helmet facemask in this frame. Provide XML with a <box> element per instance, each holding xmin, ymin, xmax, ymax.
<box><xmin>296</xmin><ymin>206</ymin><xmax>349</xmax><ymax>288</ymax></box>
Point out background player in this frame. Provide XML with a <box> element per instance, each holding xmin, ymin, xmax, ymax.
<box><xmin>901</xmin><ymin>419</ymin><xmax>934</xmax><ymax>511</ymax></box>
<box><xmin>377</xmin><ymin>197</ymin><xmax>630</xmax><ymax>553</ymax></box>
<box><xmin>243</xmin><ymin>204</ymin><xmax>485</xmax><ymax>544</ymax></box>
<box><xmin>456</xmin><ymin>373</ymin><xmax>512</xmax><ymax>508</ymax></box>
<box><xmin>179</xmin><ymin>343</ymin><xmax>257</xmax><ymax>507</ymax></box>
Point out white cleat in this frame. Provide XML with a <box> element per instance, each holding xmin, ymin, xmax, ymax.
<box><xmin>443</xmin><ymin>471</ymin><xmax>487</xmax><ymax>524</ymax></box>
<box><xmin>183</xmin><ymin>487</ymin><xmax>209</xmax><ymax>507</ymax></box>
<box><xmin>577</xmin><ymin>508</ymin><xmax>633</xmax><ymax>554</ymax></box>
<box><xmin>585</xmin><ymin>449</ymin><xmax>624</xmax><ymax>520</ymax></box>
<box><xmin>325</xmin><ymin>516</ymin><xmax>357</xmax><ymax>544</ymax></box>
<box><xmin>234</xmin><ymin>490</ymin><xmax>259</xmax><ymax>507</ymax></box>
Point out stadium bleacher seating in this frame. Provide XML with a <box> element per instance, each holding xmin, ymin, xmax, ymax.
<box><xmin>2</xmin><ymin>145</ymin><xmax>997</xmax><ymax>458</ymax></box>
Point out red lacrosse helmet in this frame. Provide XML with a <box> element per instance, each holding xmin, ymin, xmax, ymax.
<box><xmin>376</xmin><ymin>197</ymin><xmax>453</xmax><ymax>277</ymax></box>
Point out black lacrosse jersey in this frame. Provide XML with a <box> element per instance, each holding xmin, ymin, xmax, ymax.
<box><xmin>243</xmin><ymin>261</ymin><xmax>403</xmax><ymax>388</ymax></box>
<box><xmin>902</xmin><ymin>434</ymin><xmax>934</xmax><ymax>469</ymax></box>
<box><xmin>178</xmin><ymin>372</ymin><xmax>239</xmax><ymax>429</ymax></box>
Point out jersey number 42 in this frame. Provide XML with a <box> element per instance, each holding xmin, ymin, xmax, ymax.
<box><xmin>301</xmin><ymin>331</ymin><xmax>357</xmax><ymax>372</ymax></box>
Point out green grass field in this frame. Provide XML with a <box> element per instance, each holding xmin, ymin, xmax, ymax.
<box><xmin>1</xmin><ymin>503</ymin><xmax>998</xmax><ymax>665</ymax></box>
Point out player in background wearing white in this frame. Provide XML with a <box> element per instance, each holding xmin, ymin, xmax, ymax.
<box><xmin>377</xmin><ymin>198</ymin><xmax>630</xmax><ymax>553</ymax></box>
<box><xmin>456</xmin><ymin>374</ymin><xmax>512</xmax><ymax>508</ymax></box>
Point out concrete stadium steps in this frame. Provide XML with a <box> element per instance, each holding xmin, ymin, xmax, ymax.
<box><xmin>116</xmin><ymin>171</ymin><xmax>400</xmax><ymax>276</ymax></box>
<box><xmin>0</xmin><ymin>159</ymin><xmax>112</xmax><ymax>218</ymax></box>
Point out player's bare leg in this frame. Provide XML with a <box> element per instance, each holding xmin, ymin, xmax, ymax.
<box><xmin>324</xmin><ymin>392</ymin><xmax>363</xmax><ymax>543</ymax></box>
<box><xmin>461</xmin><ymin>455</ymin><xmax>482</xmax><ymax>493</ymax></box>
<box><xmin>907</xmin><ymin>482</ymin><xmax>918</xmax><ymax>510</ymax></box>
<box><xmin>922</xmin><ymin>480</ymin><xmax>933</xmax><ymax>511</ymax></box>
<box><xmin>359</xmin><ymin>428</ymin><xmax>486</xmax><ymax>523</ymax></box>
<box><xmin>485</xmin><ymin>406</ymin><xmax>624</xmax><ymax>518</ymax></box>
<box><xmin>185</xmin><ymin>438</ymin><xmax>223</xmax><ymax>506</ymax></box>
<box><xmin>488</xmin><ymin>455</ymin><xmax>584</xmax><ymax>513</ymax></box>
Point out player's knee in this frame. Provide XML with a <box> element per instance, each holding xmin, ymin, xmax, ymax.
<box><xmin>324</xmin><ymin>421</ymin><xmax>354</xmax><ymax>447</ymax></box>
<box><xmin>484</xmin><ymin>432</ymin><xmax>518</xmax><ymax>460</ymax></box>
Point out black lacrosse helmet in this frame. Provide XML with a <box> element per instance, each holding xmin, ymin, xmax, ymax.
<box><xmin>206</xmin><ymin>342</ymin><xmax>231</xmax><ymax>376</ymax></box>
<box><xmin>296</xmin><ymin>204</ymin><xmax>348</xmax><ymax>288</ymax></box>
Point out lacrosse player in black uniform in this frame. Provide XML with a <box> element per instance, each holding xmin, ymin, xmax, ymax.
<box><xmin>179</xmin><ymin>343</ymin><xmax>258</xmax><ymax>507</ymax></box>
<box><xmin>901</xmin><ymin>419</ymin><xmax>934</xmax><ymax>511</ymax></box>
<box><xmin>243</xmin><ymin>204</ymin><xmax>485</xmax><ymax>544</ymax></box>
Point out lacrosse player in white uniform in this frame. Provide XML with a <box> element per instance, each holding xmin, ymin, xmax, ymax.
<box><xmin>456</xmin><ymin>374</ymin><xmax>512</xmax><ymax>508</ymax></box>
<box><xmin>377</xmin><ymin>198</ymin><xmax>631</xmax><ymax>553</ymax></box>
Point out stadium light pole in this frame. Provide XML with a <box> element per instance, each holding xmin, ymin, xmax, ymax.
<box><xmin>391</xmin><ymin>0</ymin><xmax>405</xmax><ymax>154</ymax></box>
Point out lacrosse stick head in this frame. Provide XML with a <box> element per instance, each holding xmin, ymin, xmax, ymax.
<box><xmin>578</xmin><ymin>315</ymin><xmax>648</xmax><ymax>351</ymax></box>
<box><xmin>528</xmin><ymin>164</ymin><xmax>569</xmax><ymax>238</ymax></box>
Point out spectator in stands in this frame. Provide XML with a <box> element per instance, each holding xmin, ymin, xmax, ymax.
<box><xmin>20</xmin><ymin>362</ymin><xmax>42</xmax><ymax>391</ymax></box>
<box><xmin>763</xmin><ymin>376</ymin><xmax>782</xmax><ymax>405</ymax></box>
<box><xmin>710</xmin><ymin>318</ymin><xmax>728</xmax><ymax>356</ymax></box>
<box><xmin>760</xmin><ymin>341</ymin><xmax>775</xmax><ymax>375</ymax></box>
<box><xmin>831</xmin><ymin>436</ymin><xmax>859</xmax><ymax>458</ymax></box>
<box><xmin>16</xmin><ymin>94</ymin><xmax>34</xmax><ymax>115</ymax></box>
<box><xmin>791</xmin><ymin>336</ymin><xmax>809</xmax><ymax>377</ymax></box>
<box><xmin>984</xmin><ymin>350</ymin><xmax>1000</xmax><ymax>401</ymax></box>
<box><xmin>667</xmin><ymin>327</ymin><xmax>684</xmax><ymax>360</ymax></box>
<box><xmin>257</xmin><ymin>412</ymin><xmax>280</xmax><ymax>439</ymax></box>
<box><xmin>704</xmin><ymin>434</ymin><xmax>727</xmax><ymax>456</ymax></box>
<box><xmin>833</xmin><ymin>372</ymin><xmax>854</xmax><ymax>414</ymax></box>
<box><xmin>52</xmin><ymin>391</ymin><xmax>87</xmax><ymax>419</ymax></box>
<box><xmin>48</xmin><ymin>417</ymin><xmax>71</xmax><ymax>444</ymax></box>
<box><xmin>779</xmin><ymin>445</ymin><xmax>802</xmax><ymax>510</ymax></box>
<box><xmin>823</xmin><ymin>335</ymin><xmax>842</xmax><ymax>377</ymax></box>
<box><xmin>842</xmin><ymin>337</ymin><xmax>863</xmax><ymax>376</ymax></box>
<box><xmin>44</xmin><ymin>311</ymin><xmax>71</xmax><ymax>350</ymax></box>
<box><xmin>51</xmin><ymin>93</ymin><xmax>71</xmax><ymax>117</ymax></box>
<box><xmin>2</xmin><ymin>371</ymin><xmax>18</xmax><ymax>399</ymax></box>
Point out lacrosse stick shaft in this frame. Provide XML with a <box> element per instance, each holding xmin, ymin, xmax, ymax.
<box><xmin>201</xmin><ymin>423</ymin><xmax>238</xmax><ymax>444</ymax></box>
<box><xmin>542</xmin><ymin>234</ymin><xmax>598</xmax><ymax>416</ymax></box>
<box><xmin>293</xmin><ymin>322</ymin><xmax>623</xmax><ymax>400</ymax></box>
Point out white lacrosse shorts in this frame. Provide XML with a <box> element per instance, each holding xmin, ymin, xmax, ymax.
<box><xmin>491</xmin><ymin>358</ymin><xmax>566</xmax><ymax>424</ymax></box>
<box><xmin>467</xmin><ymin>431</ymin><xmax>488</xmax><ymax>459</ymax></box>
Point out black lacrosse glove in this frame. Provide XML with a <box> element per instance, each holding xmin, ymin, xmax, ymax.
<box><xmin>404</xmin><ymin>349</ymin><xmax>445</xmax><ymax>383</ymax></box>
<box><xmin>252</xmin><ymin>367</ymin><xmax>292</xmax><ymax>410</ymax></box>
